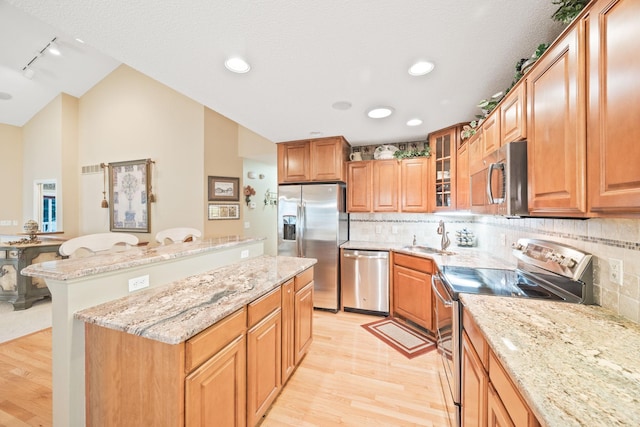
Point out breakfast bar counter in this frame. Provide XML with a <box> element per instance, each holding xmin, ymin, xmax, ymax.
<box><xmin>461</xmin><ymin>294</ymin><xmax>640</xmax><ymax>427</ymax></box>
<box><xmin>75</xmin><ymin>255</ymin><xmax>316</xmax><ymax>344</ymax></box>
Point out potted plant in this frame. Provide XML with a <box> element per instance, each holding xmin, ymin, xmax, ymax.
<box><xmin>551</xmin><ymin>0</ymin><xmax>589</xmax><ymax>24</ymax></box>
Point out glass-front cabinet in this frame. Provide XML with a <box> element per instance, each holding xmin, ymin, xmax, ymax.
<box><xmin>429</xmin><ymin>124</ymin><xmax>463</xmax><ymax>211</ymax></box>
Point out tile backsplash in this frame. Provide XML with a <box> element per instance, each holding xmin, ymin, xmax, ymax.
<box><xmin>350</xmin><ymin>213</ymin><xmax>640</xmax><ymax>325</ymax></box>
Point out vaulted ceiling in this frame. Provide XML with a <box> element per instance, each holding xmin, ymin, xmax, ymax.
<box><xmin>2</xmin><ymin>0</ymin><xmax>565</xmax><ymax>146</ymax></box>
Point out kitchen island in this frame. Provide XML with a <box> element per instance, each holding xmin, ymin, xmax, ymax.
<box><xmin>21</xmin><ymin>235</ymin><xmax>265</xmax><ymax>427</ymax></box>
<box><xmin>76</xmin><ymin>254</ymin><xmax>316</xmax><ymax>426</ymax></box>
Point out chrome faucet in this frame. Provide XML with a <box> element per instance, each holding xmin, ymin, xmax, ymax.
<box><xmin>437</xmin><ymin>220</ymin><xmax>451</xmax><ymax>251</ymax></box>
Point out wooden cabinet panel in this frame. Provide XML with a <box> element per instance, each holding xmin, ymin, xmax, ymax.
<box><xmin>462</xmin><ymin>331</ymin><xmax>488</xmax><ymax>427</ymax></box>
<box><xmin>527</xmin><ymin>23</ymin><xmax>587</xmax><ymax>216</ymax></box>
<box><xmin>347</xmin><ymin>161</ymin><xmax>372</xmax><ymax>212</ymax></box>
<box><xmin>487</xmin><ymin>384</ymin><xmax>514</xmax><ymax>427</ymax></box>
<box><xmin>247</xmin><ymin>309</ymin><xmax>282</xmax><ymax>426</ymax></box>
<box><xmin>500</xmin><ymin>82</ymin><xmax>527</xmax><ymax>145</ymax></box>
<box><xmin>281</xmin><ymin>279</ymin><xmax>295</xmax><ymax>384</ymax></box>
<box><xmin>186</xmin><ymin>336</ymin><xmax>246</xmax><ymax>427</ymax></box>
<box><xmin>278</xmin><ymin>136</ymin><xmax>349</xmax><ymax>184</ymax></box>
<box><xmin>401</xmin><ymin>158</ymin><xmax>430</xmax><ymax>212</ymax></box>
<box><xmin>85</xmin><ymin>324</ymin><xmax>186</xmax><ymax>426</ymax></box>
<box><xmin>278</xmin><ymin>142</ymin><xmax>310</xmax><ymax>183</ymax></box>
<box><xmin>588</xmin><ymin>0</ymin><xmax>640</xmax><ymax>214</ymax></box>
<box><xmin>489</xmin><ymin>352</ymin><xmax>539</xmax><ymax>427</ymax></box>
<box><xmin>311</xmin><ymin>137</ymin><xmax>348</xmax><ymax>182</ymax></box>
<box><xmin>185</xmin><ymin>308</ymin><xmax>246</xmax><ymax>372</ymax></box>
<box><xmin>430</xmin><ymin>125</ymin><xmax>463</xmax><ymax>211</ymax></box>
<box><xmin>469</xmin><ymin>131</ymin><xmax>484</xmax><ymax>175</ymax></box>
<box><xmin>482</xmin><ymin>113</ymin><xmax>501</xmax><ymax>157</ymax></box>
<box><xmin>373</xmin><ymin>160</ymin><xmax>399</xmax><ymax>211</ymax></box>
<box><xmin>294</xmin><ymin>281</ymin><xmax>314</xmax><ymax>364</ymax></box>
<box><xmin>393</xmin><ymin>264</ymin><xmax>432</xmax><ymax>331</ymax></box>
<box><xmin>457</xmin><ymin>142</ymin><xmax>470</xmax><ymax>210</ymax></box>
<box><xmin>463</xmin><ymin>309</ymin><xmax>488</xmax><ymax>370</ymax></box>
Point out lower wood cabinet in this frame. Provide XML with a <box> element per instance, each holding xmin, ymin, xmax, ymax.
<box><xmin>186</xmin><ymin>335</ymin><xmax>246</xmax><ymax>426</ymax></box>
<box><xmin>85</xmin><ymin>267</ymin><xmax>314</xmax><ymax>427</ymax></box>
<box><xmin>392</xmin><ymin>253</ymin><xmax>433</xmax><ymax>331</ymax></box>
<box><xmin>462</xmin><ymin>306</ymin><xmax>540</xmax><ymax>427</ymax></box>
<box><xmin>247</xmin><ymin>307</ymin><xmax>282</xmax><ymax>426</ymax></box>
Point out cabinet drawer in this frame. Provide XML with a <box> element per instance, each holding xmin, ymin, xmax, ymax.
<box><xmin>393</xmin><ymin>252</ymin><xmax>433</xmax><ymax>273</ymax></box>
<box><xmin>463</xmin><ymin>308</ymin><xmax>488</xmax><ymax>369</ymax></box>
<box><xmin>248</xmin><ymin>287</ymin><xmax>282</xmax><ymax>328</ymax></box>
<box><xmin>294</xmin><ymin>267</ymin><xmax>314</xmax><ymax>292</ymax></box>
<box><xmin>489</xmin><ymin>351</ymin><xmax>533</xmax><ymax>427</ymax></box>
<box><xmin>185</xmin><ymin>307</ymin><xmax>246</xmax><ymax>373</ymax></box>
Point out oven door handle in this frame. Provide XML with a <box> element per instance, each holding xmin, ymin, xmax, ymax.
<box><xmin>432</xmin><ymin>275</ymin><xmax>453</xmax><ymax>307</ymax></box>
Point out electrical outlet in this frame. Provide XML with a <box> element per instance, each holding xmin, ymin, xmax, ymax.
<box><xmin>244</xmin><ymin>221</ymin><xmax>250</xmax><ymax>229</ymax></box>
<box><xmin>241</xmin><ymin>249</ymin><xmax>249</xmax><ymax>259</ymax></box>
<box><xmin>499</xmin><ymin>233</ymin><xmax>506</xmax><ymax>246</ymax></box>
<box><xmin>609</xmin><ymin>258</ymin><xmax>623</xmax><ymax>285</ymax></box>
<box><xmin>128</xmin><ymin>275</ymin><xmax>149</xmax><ymax>292</ymax></box>
<box><xmin>375</xmin><ymin>225</ymin><xmax>382</xmax><ymax>234</ymax></box>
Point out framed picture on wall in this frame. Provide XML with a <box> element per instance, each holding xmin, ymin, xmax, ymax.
<box><xmin>208</xmin><ymin>203</ymin><xmax>240</xmax><ymax>220</ymax></box>
<box><xmin>109</xmin><ymin>159</ymin><xmax>151</xmax><ymax>232</ymax></box>
<box><xmin>208</xmin><ymin>176</ymin><xmax>240</xmax><ymax>202</ymax></box>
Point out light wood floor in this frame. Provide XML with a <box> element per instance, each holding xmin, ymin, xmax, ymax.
<box><xmin>0</xmin><ymin>311</ymin><xmax>452</xmax><ymax>427</ymax></box>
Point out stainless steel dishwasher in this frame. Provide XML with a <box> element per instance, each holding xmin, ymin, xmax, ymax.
<box><xmin>341</xmin><ymin>249</ymin><xmax>389</xmax><ymax>315</ymax></box>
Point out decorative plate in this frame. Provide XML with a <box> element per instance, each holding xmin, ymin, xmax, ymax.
<box><xmin>374</xmin><ymin>144</ymin><xmax>399</xmax><ymax>160</ymax></box>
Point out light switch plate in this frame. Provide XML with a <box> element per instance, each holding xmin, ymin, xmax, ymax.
<box><xmin>241</xmin><ymin>249</ymin><xmax>249</xmax><ymax>259</ymax></box>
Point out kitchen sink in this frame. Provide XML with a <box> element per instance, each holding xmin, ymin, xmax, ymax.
<box><xmin>402</xmin><ymin>245</ymin><xmax>457</xmax><ymax>256</ymax></box>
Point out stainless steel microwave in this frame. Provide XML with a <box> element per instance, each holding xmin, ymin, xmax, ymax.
<box><xmin>471</xmin><ymin>141</ymin><xmax>528</xmax><ymax>216</ymax></box>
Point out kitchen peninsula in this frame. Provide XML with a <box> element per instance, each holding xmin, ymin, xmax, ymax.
<box><xmin>21</xmin><ymin>236</ymin><xmax>267</xmax><ymax>427</ymax></box>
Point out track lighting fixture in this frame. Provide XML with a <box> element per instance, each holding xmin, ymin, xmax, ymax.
<box><xmin>20</xmin><ymin>36</ymin><xmax>61</xmax><ymax>79</ymax></box>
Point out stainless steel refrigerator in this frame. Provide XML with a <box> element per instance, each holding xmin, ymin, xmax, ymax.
<box><xmin>278</xmin><ymin>183</ymin><xmax>348</xmax><ymax>311</ymax></box>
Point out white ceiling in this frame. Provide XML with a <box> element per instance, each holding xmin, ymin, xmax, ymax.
<box><xmin>2</xmin><ymin>0</ymin><xmax>565</xmax><ymax>146</ymax></box>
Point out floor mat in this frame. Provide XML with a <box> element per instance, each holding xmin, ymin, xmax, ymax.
<box><xmin>361</xmin><ymin>317</ymin><xmax>436</xmax><ymax>359</ymax></box>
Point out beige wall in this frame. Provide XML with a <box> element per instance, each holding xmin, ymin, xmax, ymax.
<box><xmin>21</xmin><ymin>94</ymin><xmax>66</xmax><ymax>233</ymax></box>
<box><xmin>203</xmin><ymin>108</ymin><xmax>244</xmax><ymax>237</ymax></box>
<box><xmin>78</xmin><ymin>65</ymin><xmax>205</xmax><ymax>239</ymax></box>
<box><xmin>0</xmin><ymin>124</ymin><xmax>23</xmax><ymax>234</ymax></box>
<box><xmin>242</xmin><ymin>159</ymin><xmax>278</xmax><ymax>255</ymax></box>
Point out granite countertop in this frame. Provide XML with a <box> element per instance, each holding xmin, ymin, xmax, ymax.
<box><xmin>461</xmin><ymin>294</ymin><xmax>640</xmax><ymax>427</ymax></box>
<box><xmin>75</xmin><ymin>255</ymin><xmax>316</xmax><ymax>345</ymax></box>
<box><xmin>342</xmin><ymin>240</ymin><xmax>515</xmax><ymax>270</ymax></box>
<box><xmin>21</xmin><ymin>235</ymin><xmax>264</xmax><ymax>281</ymax></box>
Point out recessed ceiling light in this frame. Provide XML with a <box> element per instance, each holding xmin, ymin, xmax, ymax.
<box><xmin>224</xmin><ymin>57</ymin><xmax>251</xmax><ymax>73</ymax></box>
<box><xmin>332</xmin><ymin>101</ymin><xmax>352</xmax><ymax>110</ymax></box>
<box><xmin>75</xmin><ymin>38</ymin><xmax>85</xmax><ymax>44</ymax></box>
<box><xmin>23</xmin><ymin>67</ymin><xmax>35</xmax><ymax>79</ymax></box>
<box><xmin>408</xmin><ymin>60</ymin><xmax>435</xmax><ymax>76</ymax></box>
<box><xmin>0</xmin><ymin>92</ymin><xmax>12</xmax><ymax>101</ymax></box>
<box><xmin>309</xmin><ymin>131</ymin><xmax>323</xmax><ymax>137</ymax></box>
<box><xmin>367</xmin><ymin>107</ymin><xmax>394</xmax><ymax>119</ymax></box>
<box><xmin>406</xmin><ymin>118</ymin><xmax>423</xmax><ymax>127</ymax></box>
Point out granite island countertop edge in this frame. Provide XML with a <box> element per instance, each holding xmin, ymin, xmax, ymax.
<box><xmin>75</xmin><ymin>255</ymin><xmax>316</xmax><ymax>345</ymax></box>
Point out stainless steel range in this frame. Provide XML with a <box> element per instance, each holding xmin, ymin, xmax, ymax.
<box><xmin>432</xmin><ymin>238</ymin><xmax>594</xmax><ymax>426</ymax></box>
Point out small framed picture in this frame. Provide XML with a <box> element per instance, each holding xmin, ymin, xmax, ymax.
<box><xmin>208</xmin><ymin>203</ymin><xmax>240</xmax><ymax>220</ymax></box>
<box><xmin>208</xmin><ymin>176</ymin><xmax>240</xmax><ymax>202</ymax></box>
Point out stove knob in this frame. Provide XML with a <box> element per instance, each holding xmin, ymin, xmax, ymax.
<box><xmin>563</xmin><ymin>257</ymin><xmax>577</xmax><ymax>268</ymax></box>
<box><xmin>512</xmin><ymin>242</ymin><xmax>524</xmax><ymax>251</ymax></box>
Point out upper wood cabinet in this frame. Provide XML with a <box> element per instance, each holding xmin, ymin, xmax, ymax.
<box><xmin>481</xmin><ymin>112</ymin><xmax>501</xmax><ymax>158</ymax></box>
<box><xmin>278</xmin><ymin>136</ymin><xmax>350</xmax><ymax>184</ymax></box>
<box><xmin>400</xmin><ymin>158</ymin><xmax>430</xmax><ymax>212</ymax></box>
<box><xmin>500</xmin><ymin>81</ymin><xmax>527</xmax><ymax>145</ymax></box>
<box><xmin>346</xmin><ymin>158</ymin><xmax>428</xmax><ymax>213</ymax></box>
<box><xmin>430</xmin><ymin>125</ymin><xmax>463</xmax><ymax>211</ymax></box>
<box><xmin>526</xmin><ymin>20</ymin><xmax>588</xmax><ymax>217</ymax></box>
<box><xmin>457</xmin><ymin>141</ymin><xmax>470</xmax><ymax>211</ymax></box>
<box><xmin>346</xmin><ymin>161</ymin><xmax>372</xmax><ymax>212</ymax></box>
<box><xmin>587</xmin><ymin>0</ymin><xmax>640</xmax><ymax>215</ymax></box>
<box><xmin>374</xmin><ymin>159</ymin><xmax>400</xmax><ymax>212</ymax></box>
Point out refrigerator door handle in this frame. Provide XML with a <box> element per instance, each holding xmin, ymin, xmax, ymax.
<box><xmin>299</xmin><ymin>201</ymin><xmax>306</xmax><ymax>257</ymax></box>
